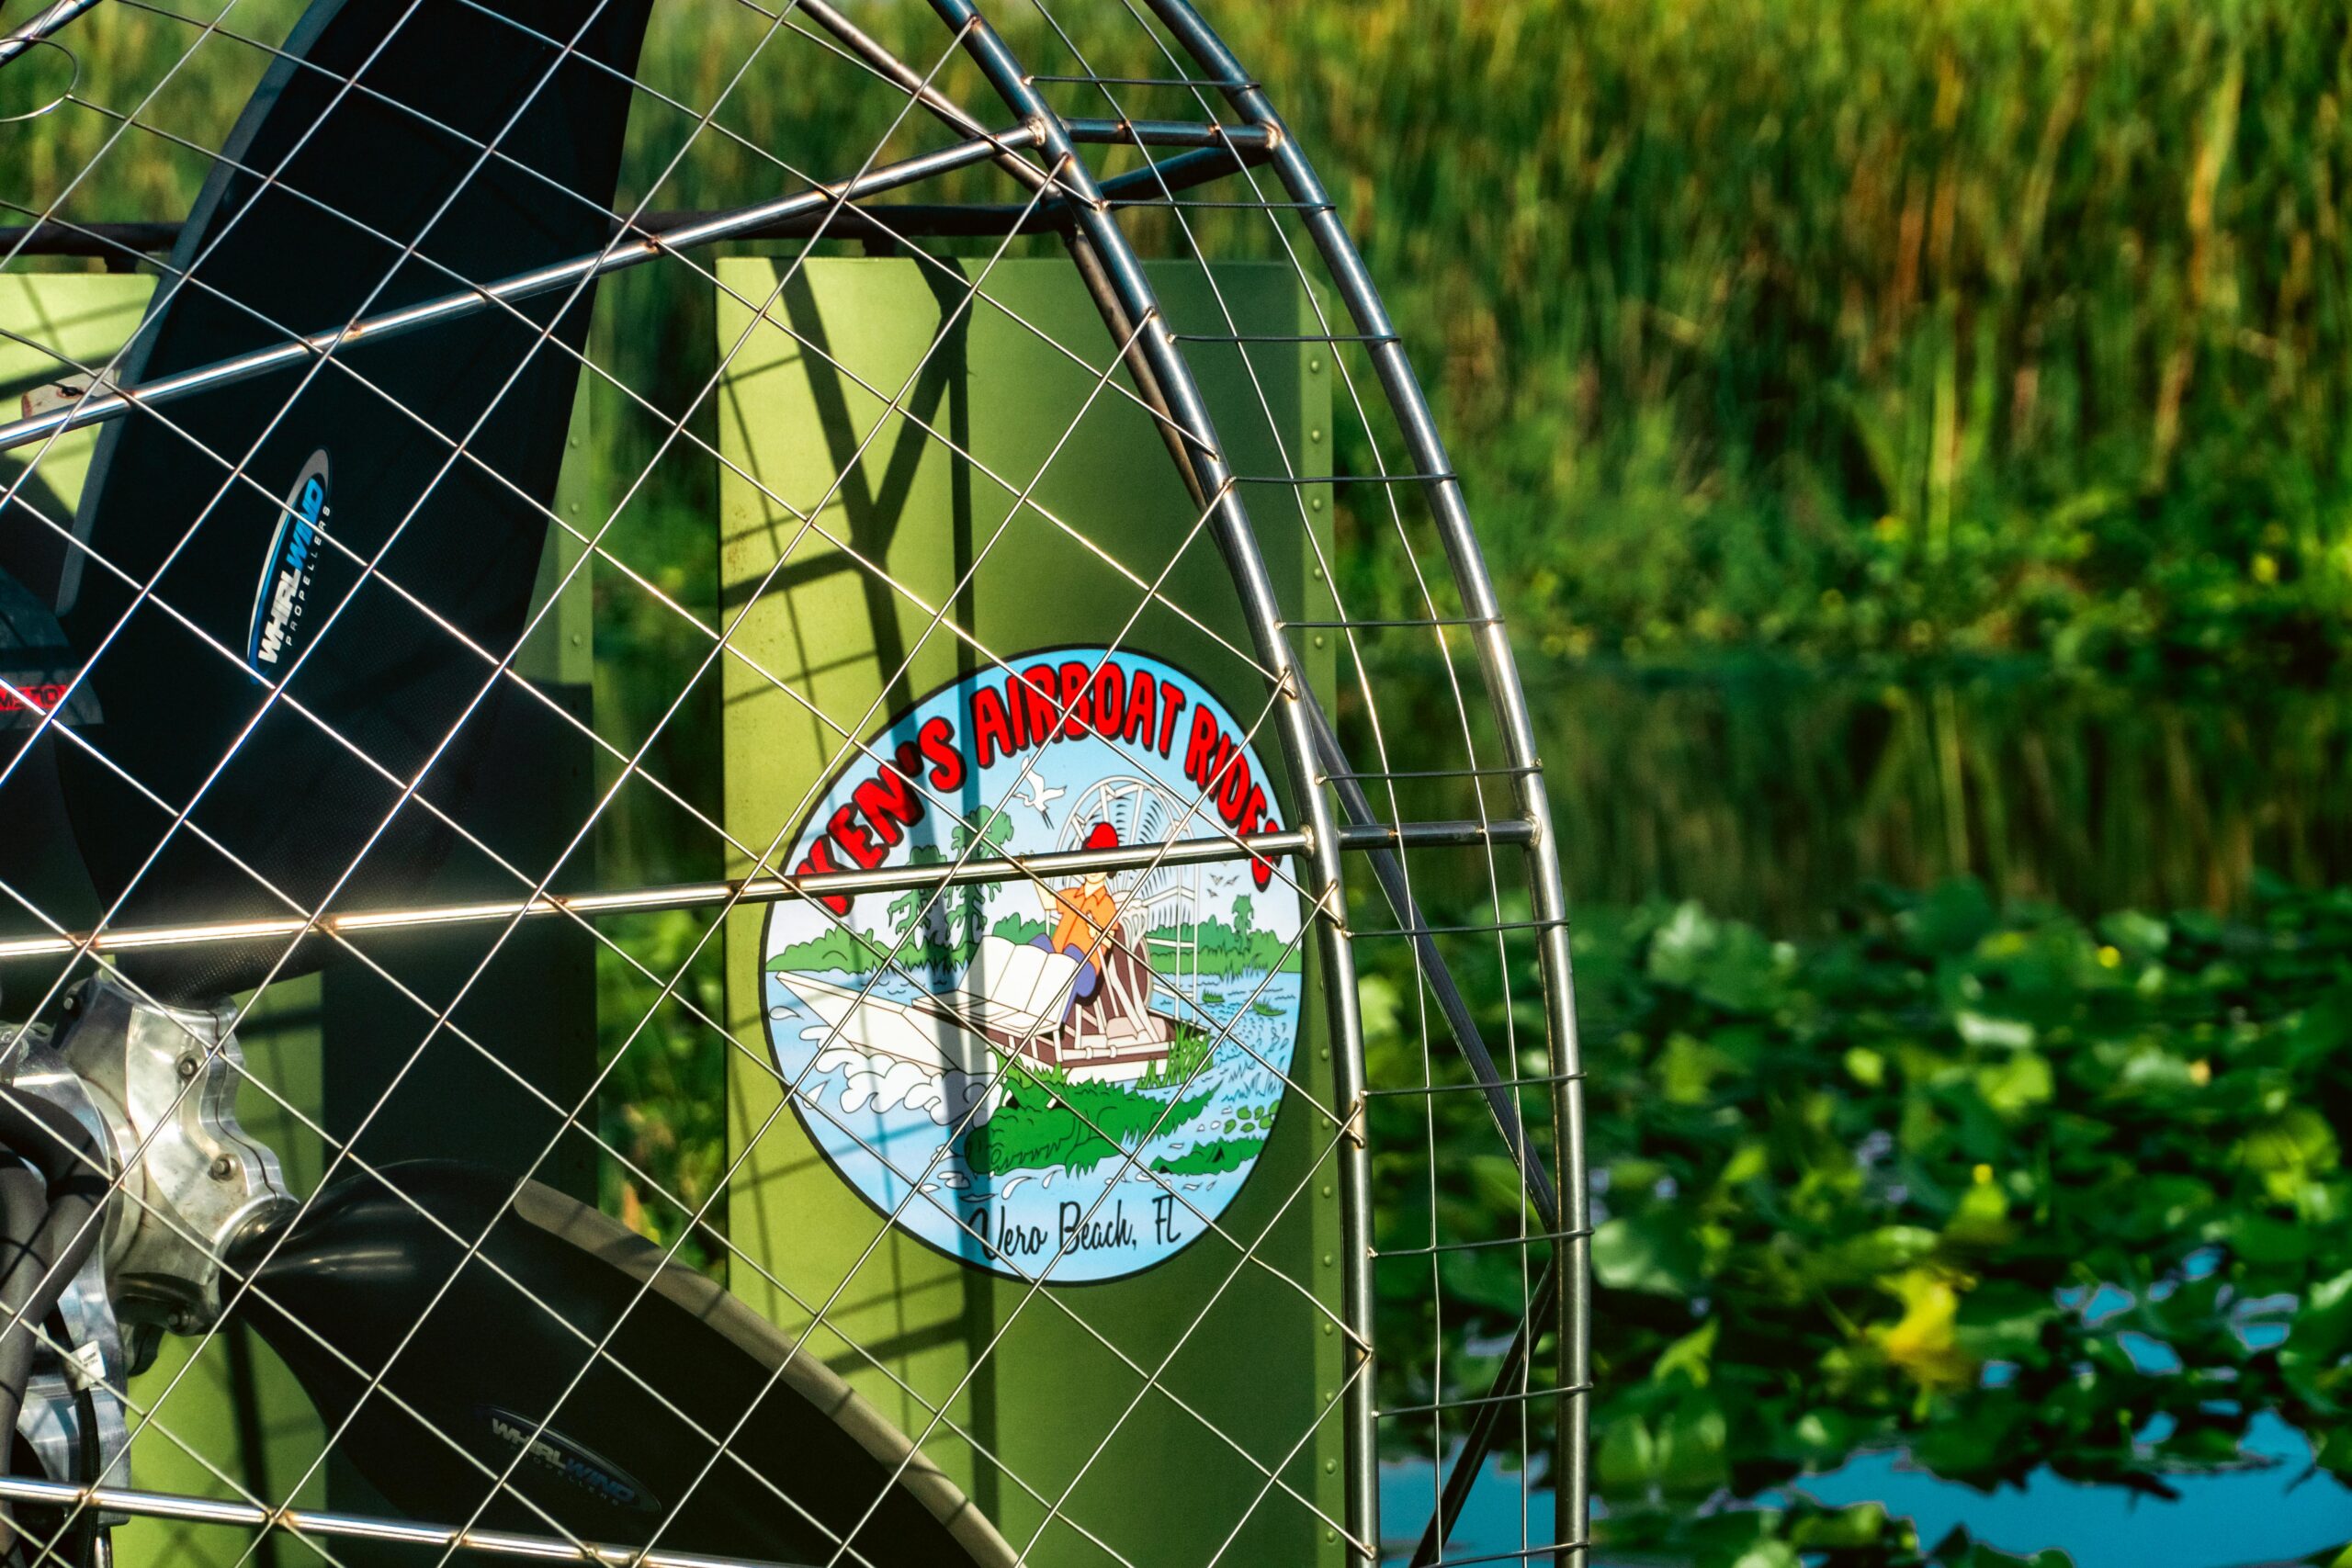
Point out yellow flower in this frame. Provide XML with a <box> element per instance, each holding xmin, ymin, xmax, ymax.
<box><xmin>1875</xmin><ymin>1269</ymin><xmax>1977</xmax><ymax>1392</ymax></box>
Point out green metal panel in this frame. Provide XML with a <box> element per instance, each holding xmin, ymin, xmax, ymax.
<box><xmin>717</xmin><ymin>257</ymin><xmax>1340</xmax><ymax>1567</ymax></box>
<box><xmin>515</xmin><ymin>379</ymin><xmax>597</xmax><ymax>689</ymax></box>
<box><xmin>0</xmin><ymin>276</ymin><xmax>153</xmax><ymax>523</ymax></box>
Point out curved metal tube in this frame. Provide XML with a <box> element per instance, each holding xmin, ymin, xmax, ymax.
<box><xmin>0</xmin><ymin>0</ymin><xmax>103</xmax><ymax>71</ymax></box>
<box><xmin>0</xmin><ymin>128</ymin><xmax>1035</xmax><ymax>456</ymax></box>
<box><xmin>1136</xmin><ymin>4</ymin><xmax>1592</xmax><ymax>1561</ymax></box>
<box><xmin>0</xmin><ymin>118</ymin><xmax>1272</xmax><ymax>457</ymax></box>
<box><xmin>0</xmin><ymin>819</ymin><xmax>1529</xmax><ymax>962</ymax></box>
<box><xmin>0</xmin><ymin>4</ymin><xmax>1581</xmax><ymax>1557</ymax></box>
<box><xmin>0</xmin><ymin>1470</ymin><xmax>818</xmax><ymax>1568</ymax></box>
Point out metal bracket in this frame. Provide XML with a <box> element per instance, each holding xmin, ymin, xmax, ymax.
<box><xmin>0</xmin><ymin>1031</ymin><xmax>130</xmax><ymax>1532</ymax></box>
<box><xmin>0</xmin><ymin>976</ymin><xmax>299</xmax><ymax>1561</ymax></box>
<box><xmin>53</xmin><ymin>977</ymin><xmax>298</xmax><ymax>1343</ymax></box>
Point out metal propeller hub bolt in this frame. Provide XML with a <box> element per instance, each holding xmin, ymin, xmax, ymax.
<box><xmin>55</xmin><ymin>978</ymin><xmax>297</xmax><ymax>1338</ymax></box>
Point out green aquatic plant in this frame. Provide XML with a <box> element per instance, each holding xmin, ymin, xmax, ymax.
<box><xmin>1135</xmin><ymin>1024</ymin><xmax>1216</xmax><ymax>1092</ymax></box>
<box><xmin>1364</xmin><ymin>877</ymin><xmax>2352</xmax><ymax>1565</ymax></box>
<box><xmin>961</xmin><ymin>1066</ymin><xmax>1213</xmax><ymax>1179</ymax></box>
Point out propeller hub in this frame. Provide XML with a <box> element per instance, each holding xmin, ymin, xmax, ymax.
<box><xmin>52</xmin><ymin>976</ymin><xmax>297</xmax><ymax>1346</ymax></box>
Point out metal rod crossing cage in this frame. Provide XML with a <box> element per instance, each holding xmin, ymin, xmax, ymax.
<box><xmin>0</xmin><ymin>1</ymin><xmax>1588</xmax><ymax>1564</ymax></box>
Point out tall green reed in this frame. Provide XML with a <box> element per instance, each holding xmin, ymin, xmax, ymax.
<box><xmin>28</xmin><ymin>0</ymin><xmax>2352</xmax><ymax>679</ymax></box>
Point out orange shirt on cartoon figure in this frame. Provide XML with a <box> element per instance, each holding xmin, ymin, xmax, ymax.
<box><xmin>1046</xmin><ymin>820</ymin><xmax>1122</xmax><ymax>961</ymax></box>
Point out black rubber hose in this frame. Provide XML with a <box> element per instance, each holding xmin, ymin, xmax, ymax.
<box><xmin>0</xmin><ymin>1168</ymin><xmax>42</xmax><ymax>1562</ymax></box>
<box><xmin>0</xmin><ymin>1089</ymin><xmax>110</xmax><ymax>1313</ymax></box>
<box><xmin>0</xmin><ymin>1089</ymin><xmax>109</xmax><ymax>1562</ymax></box>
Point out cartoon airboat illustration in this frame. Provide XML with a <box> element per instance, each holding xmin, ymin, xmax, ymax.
<box><xmin>776</xmin><ymin>775</ymin><xmax>1212</xmax><ymax>1100</ymax></box>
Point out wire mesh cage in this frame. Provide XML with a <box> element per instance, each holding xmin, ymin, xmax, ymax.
<box><xmin>0</xmin><ymin>2</ymin><xmax>1588</xmax><ymax>1564</ymax></box>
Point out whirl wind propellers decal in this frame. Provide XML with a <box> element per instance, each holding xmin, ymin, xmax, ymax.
<box><xmin>245</xmin><ymin>449</ymin><xmax>329</xmax><ymax>675</ymax></box>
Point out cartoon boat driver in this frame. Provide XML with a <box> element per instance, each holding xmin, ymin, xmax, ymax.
<box><xmin>1032</xmin><ymin>820</ymin><xmax>1122</xmax><ymax>1017</ymax></box>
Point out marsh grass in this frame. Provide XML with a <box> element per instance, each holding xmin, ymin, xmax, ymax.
<box><xmin>28</xmin><ymin>0</ymin><xmax>2352</xmax><ymax>681</ymax></box>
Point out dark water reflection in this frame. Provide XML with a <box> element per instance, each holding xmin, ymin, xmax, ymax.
<box><xmin>1513</xmin><ymin>661</ymin><xmax>2352</xmax><ymax>926</ymax></box>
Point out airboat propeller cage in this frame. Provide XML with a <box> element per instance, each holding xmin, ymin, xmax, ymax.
<box><xmin>53</xmin><ymin>0</ymin><xmax>652</xmax><ymax>1001</ymax></box>
<box><xmin>0</xmin><ymin>0</ymin><xmax>1588</xmax><ymax>1562</ymax></box>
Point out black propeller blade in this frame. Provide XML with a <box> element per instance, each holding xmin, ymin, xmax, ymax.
<box><xmin>58</xmin><ymin>0</ymin><xmax>653</xmax><ymax>1000</ymax></box>
<box><xmin>230</xmin><ymin>1162</ymin><xmax>1015</xmax><ymax>1568</ymax></box>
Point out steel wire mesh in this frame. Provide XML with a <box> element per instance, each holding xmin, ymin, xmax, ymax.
<box><xmin>0</xmin><ymin>2</ymin><xmax>1585</xmax><ymax>1564</ymax></box>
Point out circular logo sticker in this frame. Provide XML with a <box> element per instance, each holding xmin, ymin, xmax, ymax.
<box><xmin>761</xmin><ymin>647</ymin><xmax>1304</xmax><ymax>1282</ymax></box>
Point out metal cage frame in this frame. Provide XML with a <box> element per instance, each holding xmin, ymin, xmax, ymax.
<box><xmin>0</xmin><ymin>0</ymin><xmax>1589</xmax><ymax>1562</ymax></box>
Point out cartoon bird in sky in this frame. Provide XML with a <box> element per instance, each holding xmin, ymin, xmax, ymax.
<box><xmin>1015</xmin><ymin>770</ymin><xmax>1066</xmax><ymax>823</ymax></box>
